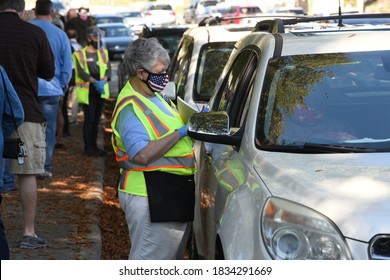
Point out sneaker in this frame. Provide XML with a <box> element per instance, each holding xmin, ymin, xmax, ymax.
<box><xmin>96</xmin><ymin>148</ymin><xmax>107</xmax><ymax>156</ymax></box>
<box><xmin>37</xmin><ymin>171</ymin><xmax>53</xmax><ymax>180</ymax></box>
<box><xmin>20</xmin><ymin>235</ymin><xmax>47</xmax><ymax>249</ymax></box>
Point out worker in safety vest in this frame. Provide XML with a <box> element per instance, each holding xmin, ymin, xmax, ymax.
<box><xmin>72</xmin><ymin>25</ymin><xmax>111</xmax><ymax>156</ymax></box>
<box><xmin>111</xmin><ymin>38</ymin><xmax>196</xmax><ymax>260</ymax></box>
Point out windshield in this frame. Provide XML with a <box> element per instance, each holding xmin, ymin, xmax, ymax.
<box><xmin>200</xmin><ymin>1</ymin><xmax>219</xmax><ymax>7</ymax></box>
<box><xmin>257</xmin><ymin>51</ymin><xmax>390</xmax><ymax>152</ymax></box>
<box><xmin>121</xmin><ymin>12</ymin><xmax>142</xmax><ymax>18</ymax></box>
<box><xmin>95</xmin><ymin>17</ymin><xmax>124</xmax><ymax>24</ymax></box>
<box><xmin>100</xmin><ymin>26</ymin><xmax>130</xmax><ymax>37</ymax></box>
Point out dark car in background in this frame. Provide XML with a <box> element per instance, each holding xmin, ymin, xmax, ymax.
<box><xmin>97</xmin><ymin>22</ymin><xmax>134</xmax><ymax>60</ymax></box>
<box><xmin>140</xmin><ymin>25</ymin><xmax>191</xmax><ymax>58</ymax></box>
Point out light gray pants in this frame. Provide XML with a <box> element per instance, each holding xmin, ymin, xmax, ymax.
<box><xmin>118</xmin><ymin>192</ymin><xmax>190</xmax><ymax>260</ymax></box>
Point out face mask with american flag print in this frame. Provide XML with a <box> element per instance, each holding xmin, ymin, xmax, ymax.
<box><xmin>143</xmin><ymin>68</ymin><xmax>169</xmax><ymax>93</ymax></box>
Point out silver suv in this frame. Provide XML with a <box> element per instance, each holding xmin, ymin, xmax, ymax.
<box><xmin>188</xmin><ymin>14</ymin><xmax>390</xmax><ymax>260</ymax></box>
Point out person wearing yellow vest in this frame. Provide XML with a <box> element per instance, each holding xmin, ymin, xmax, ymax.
<box><xmin>111</xmin><ymin>38</ymin><xmax>196</xmax><ymax>260</ymax></box>
<box><xmin>72</xmin><ymin>25</ymin><xmax>111</xmax><ymax>157</ymax></box>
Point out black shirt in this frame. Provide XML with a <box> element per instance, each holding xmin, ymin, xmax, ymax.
<box><xmin>0</xmin><ymin>12</ymin><xmax>55</xmax><ymax>122</ymax></box>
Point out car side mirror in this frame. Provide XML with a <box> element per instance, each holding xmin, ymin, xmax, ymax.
<box><xmin>161</xmin><ymin>81</ymin><xmax>176</xmax><ymax>100</ymax></box>
<box><xmin>188</xmin><ymin>112</ymin><xmax>242</xmax><ymax>146</ymax></box>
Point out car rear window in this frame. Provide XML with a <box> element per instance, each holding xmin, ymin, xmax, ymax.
<box><xmin>148</xmin><ymin>5</ymin><xmax>173</xmax><ymax>11</ymax></box>
<box><xmin>239</xmin><ymin>7</ymin><xmax>262</xmax><ymax>14</ymax></box>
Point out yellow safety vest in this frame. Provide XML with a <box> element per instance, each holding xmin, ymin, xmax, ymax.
<box><xmin>72</xmin><ymin>47</ymin><xmax>110</xmax><ymax>104</ymax></box>
<box><xmin>111</xmin><ymin>81</ymin><xmax>196</xmax><ymax>196</ymax></box>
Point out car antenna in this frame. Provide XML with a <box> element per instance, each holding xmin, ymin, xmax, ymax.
<box><xmin>338</xmin><ymin>0</ymin><xmax>344</xmax><ymax>27</ymax></box>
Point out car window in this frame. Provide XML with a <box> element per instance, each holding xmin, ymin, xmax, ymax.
<box><xmin>194</xmin><ymin>42</ymin><xmax>235</xmax><ymax>102</ymax></box>
<box><xmin>121</xmin><ymin>12</ymin><xmax>142</xmax><ymax>18</ymax></box>
<box><xmin>169</xmin><ymin>37</ymin><xmax>194</xmax><ymax>101</ymax></box>
<box><xmin>152</xmin><ymin>34</ymin><xmax>183</xmax><ymax>58</ymax></box>
<box><xmin>95</xmin><ymin>17</ymin><xmax>123</xmax><ymax>24</ymax></box>
<box><xmin>240</xmin><ymin>7</ymin><xmax>262</xmax><ymax>14</ymax></box>
<box><xmin>148</xmin><ymin>4</ymin><xmax>172</xmax><ymax>11</ymax></box>
<box><xmin>101</xmin><ymin>26</ymin><xmax>130</xmax><ymax>37</ymax></box>
<box><xmin>214</xmin><ymin>50</ymin><xmax>258</xmax><ymax>128</ymax></box>
<box><xmin>257</xmin><ymin>50</ymin><xmax>390</xmax><ymax>148</ymax></box>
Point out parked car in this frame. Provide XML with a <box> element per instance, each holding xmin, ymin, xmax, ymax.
<box><xmin>163</xmin><ymin>22</ymin><xmax>253</xmax><ymax>111</ymax></box>
<box><xmin>183</xmin><ymin>0</ymin><xmax>220</xmax><ymax>24</ymax></box>
<box><xmin>139</xmin><ymin>24</ymin><xmax>191</xmax><ymax>59</ymax></box>
<box><xmin>97</xmin><ymin>22</ymin><xmax>134</xmax><ymax>60</ymax></box>
<box><xmin>220</xmin><ymin>5</ymin><xmax>263</xmax><ymax>24</ymax></box>
<box><xmin>187</xmin><ymin>14</ymin><xmax>390</xmax><ymax>260</ymax></box>
<box><xmin>117</xmin><ymin>10</ymin><xmax>149</xmax><ymax>35</ymax></box>
<box><xmin>143</xmin><ymin>2</ymin><xmax>177</xmax><ymax>25</ymax></box>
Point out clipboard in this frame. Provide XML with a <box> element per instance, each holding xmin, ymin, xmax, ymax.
<box><xmin>177</xmin><ymin>96</ymin><xmax>199</xmax><ymax>123</ymax></box>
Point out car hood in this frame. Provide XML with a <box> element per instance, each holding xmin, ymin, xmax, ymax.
<box><xmin>254</xmin><ymin>151</ymin><xmax>390</xmax><ymax>242</ymax></box>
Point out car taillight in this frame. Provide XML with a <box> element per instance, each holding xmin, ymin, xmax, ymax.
<box><xmin>146</xmin><ymin>12</ymin><xmax>152</xmax><ymax>16</ymax></box>
<box><xmin>171</xmin><ymin>11</ymin><xmax>176</xmax><ymax>16</ymax></box>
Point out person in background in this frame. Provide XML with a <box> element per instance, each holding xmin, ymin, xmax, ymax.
<box><xmin>1</xmin><ymin>7</ymin><xmax>36</xmax><ymax>195</ymax></box>
<box><xmin>0</xmin><ymin>65</ymin><xmax>25</xmax><ymax>260</ymax></box>
<box><xmin>62</xmin><ymin>27</ymin><xmax>82</xmax><ymax>136</ymax></box>
<box><xmin>64</xmin><ymin>7</ymin><xmax>92</xmax><ymax>47</ymax></box>
<box><xmin>31</xmin><ymin>0</ymin><xmax>72</xmax><ymax>180</ymax></box>
<box><xmin>20</xmin><ymin>8</ymin><xmax>34</xmax><ymax>21</ymax></box>
<box><xmin>0</xmin><ymin>0</ymin><xmax>55</xmax><ymax>249</ymax></box>
<box><xmin>52</xmin><ymin>7</ymin><xmax>66</xmax><ymax>149</ymax></box>
<box><xmin>111</xmin><ymin>38</ymin><xmax>196</xmax><ymax>259</ymax></box>
<box><xmin>72</xmin><ymin>26</ymin><xmax>111</xmax><ymax>157</ymax></box>
<box><xmin>52</xmin><ymin>16</ymin><xmax>64</xmax><ymax>30</ymax></box>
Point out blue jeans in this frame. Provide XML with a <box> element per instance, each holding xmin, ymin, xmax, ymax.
<box><xmin>39</xmin><ymin>96</ymin><xmax>60</xmax><ymax>172</ymax></box>
<box><xmin>2</xmin><ymin>159</ymin><xmax>15</xmax><ymax>192</ymax></box>
<box><xmin>0</xmin><ymin>195</ymin><xmax>10</xmax><ymax>260</ymax></box>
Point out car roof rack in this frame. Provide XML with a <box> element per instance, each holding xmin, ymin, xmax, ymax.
<box><xmin>197</xmin><ymin>14</ymin><xmax>299</xmax><ymax>27</ymax></box>
<box><xmin>198</xmin><ymin>16</ymin><xmax>220</xmax><ymax>26</ymax></box>
<box><xmin>253</xmin><ymin>13</ymin><xmax>390</xmax><ymax>33</ymax></box>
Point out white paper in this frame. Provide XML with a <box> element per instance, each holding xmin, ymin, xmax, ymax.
<box><xmin>177</xmin><ymin>96</ymin><xmax>199</xmax><ymax>123</ymax></box>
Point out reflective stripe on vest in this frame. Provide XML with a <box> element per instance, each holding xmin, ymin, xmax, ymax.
<box><xmin>73</xmin><ymin>48</ymin><xmax>110</xmax><ymax>104</ymax></box>
<box><xmin>112</xmin><ymin>95</ymin><xmax>170</xmax><ymax>138</ymax></box>
<box><xmin>111</xmin><ymin>87</ymin><xmax>195</xmax><ymax>195</ymax></box>
<box><xmin>75</xmin><ymin>82</ymin><xmax>89</xmax><ymax>88</ymax></box>
<box><xmin>98</xmin><ymin>49</ymin><xmax>108</xmax><ymax>64</ymax></box>
<box><xmin>116</xmin><ymin>150</ymin><xmax>194</xmax><ymax>171</ymax></box>
<box><xmin>77</xmin><ymin>50</ymin><xmax>86</xmax><ymax>66</ymax></box>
